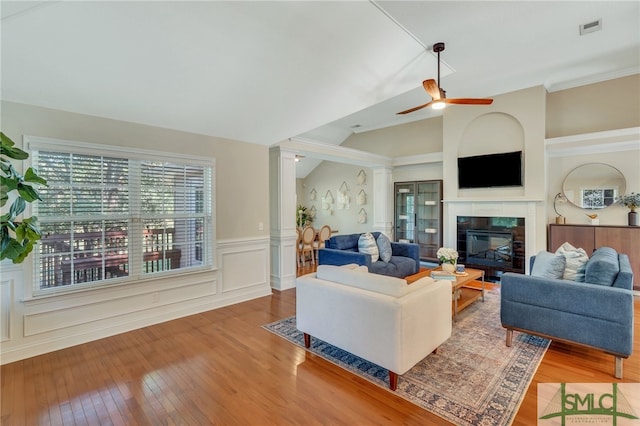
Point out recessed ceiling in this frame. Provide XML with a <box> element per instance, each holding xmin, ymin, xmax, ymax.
<box><xmin>2</xmin><ymin>1</ymin><xmax>639</xmax><ymax>151</ymax></box>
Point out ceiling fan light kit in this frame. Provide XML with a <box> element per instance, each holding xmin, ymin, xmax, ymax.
<box><xmin>398</xmin><ymin>42</ymin><xmax>494</xmax><ymax>115</ymax></box>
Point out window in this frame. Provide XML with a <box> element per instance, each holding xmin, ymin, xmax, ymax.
<box><xmin>28</xmin><ymin>137</ymin><xmax>213</xmax><ymax>294</ymax></box>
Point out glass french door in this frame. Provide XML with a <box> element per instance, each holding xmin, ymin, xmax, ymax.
<box><xmin>394</xmin><ymin>180</ymin><xmax>443</xmax><ymax>262</ymax></box>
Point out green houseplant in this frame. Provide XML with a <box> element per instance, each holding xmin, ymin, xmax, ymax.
<box><xmin>1</xmin><ymin>132</ymin><xmax>47</xmax><ymax>263</ymax></box>
<box><xmin>296</xmin><ymin>204</ymin><xmax>313</xmax><ymax>228</ymax></box>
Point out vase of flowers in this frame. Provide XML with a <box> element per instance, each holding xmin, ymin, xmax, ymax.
<box><xmin>615</xmin><ymin>192</ymin><xmax>640</xmax><ymax>226</ymax></box>
<box><xmin>437</xmin><ymin>247</ymin><xmax>459</xmax><ymax>272</ymax></box>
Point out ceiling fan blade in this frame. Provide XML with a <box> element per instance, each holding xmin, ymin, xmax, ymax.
<box><xmin>397</xmin><ymin>101</ymin><xmax>433</xmax><ymax>115</ymax></box>
<box><xmin>445</xmin><ymin>98</ymin><xmax>494</xmax><ymax>105</ymax></box>
<box><xmin>423</xmin><ymin>79</ymin><xmax>441</xmax><ymax>100</ymax></box>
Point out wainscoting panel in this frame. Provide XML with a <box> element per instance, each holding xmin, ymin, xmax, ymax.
<box><xmin>0</xmin><ymin>275</ymin><xmax>14</xmax><ymax>342</ymax></box>
<box><xmin>269</xmin><ymin>234</ymin><xmax>297</xmax><ymax>291</ymax></box>
<box><xmin>23</xmin><ymin>278</ymin><xmax>215</xmax><ymax>336</ymax></box>
<box><xmin>1</xmin><ymin>236</ymin><xmax>273</xmax><ymax>364</ymax></box>
<box><xmin>217</xmin><ymin>236</ymin><xmax>271</xmax><ymax>293</ymax></box>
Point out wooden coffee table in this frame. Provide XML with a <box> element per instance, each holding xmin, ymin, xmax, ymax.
<box><xmin>433</xmin><ymin>267</ymin><xmax>485</xmax><ymax>320</ymax></box>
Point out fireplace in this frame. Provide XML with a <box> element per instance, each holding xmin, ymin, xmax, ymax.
<box><xmin>466</xmin><ymin>230</ymin><xmax>514</xmax><ymax>268</ymax></box>
<box><xmin>457</xmin><ymin>216</ymin><xmax>525</xmax><ymax>281</ymax></box>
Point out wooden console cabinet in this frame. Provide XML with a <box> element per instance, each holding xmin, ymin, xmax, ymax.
<box><xmin>548</xmin><ymin>224</ymin><xmax>640</xmax><ymax>290</ymax></box>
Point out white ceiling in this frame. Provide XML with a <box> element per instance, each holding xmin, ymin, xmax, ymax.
<box><xmin>2</xmin><ymin>2</ymin><xmax>639</xmax><ymax>155</ymax></box>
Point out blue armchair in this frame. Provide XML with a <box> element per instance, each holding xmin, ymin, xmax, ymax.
<box><xmin>317</xmin><ymin>232</ymin><xmax>420</xmax><ymax>278</ymax></box>
<box><xmin>500</xmin><ymin>247</ymin><xmax>634</xmax><ymax>378</ymax></box>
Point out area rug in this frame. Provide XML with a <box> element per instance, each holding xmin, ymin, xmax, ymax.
<box><xmin>262</xmin><ymin>291</ymin><xmax>549</xmax><ymax>426</ymax></box>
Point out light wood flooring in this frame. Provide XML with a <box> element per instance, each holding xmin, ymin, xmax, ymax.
<box><xmin>1</xmin><ymin>264</ymin><xmax>638</xmax><ymax>425</ymax></box>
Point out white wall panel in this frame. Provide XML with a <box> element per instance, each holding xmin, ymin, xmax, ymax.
<box><xmin>0</xmin><ymin>275</ymin><xmax>14</xmax><ymax>342</ymax></box>
<box><xmin>1</xmin><ymin>237</ymin><xmax>272</xmax><ymax>364</ymax></box>
<box><xmin>219</xmin><ymin>237</ymin><xmax>270</xmax><ymax>292</ymax></box>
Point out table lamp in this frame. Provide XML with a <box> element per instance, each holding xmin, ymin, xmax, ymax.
<box><xmin>554</xmin><ymin>192</ymin><xmax>567</xmax><ymax>224</ymax></box>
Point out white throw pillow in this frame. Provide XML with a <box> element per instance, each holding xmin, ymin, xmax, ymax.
<box><xmin>358</xmin><ymin>232</ymin><xmax>379</xmax><ymax>262</ymax></box>
<box><xmin>555</xmin><ymin>242</ymin><xmax>589</xmax><ymax>282</ymax></box>
<box><xmin>376</xmin><ymin>233</ymin><xmax>393</xmax><ymax>263</ymax></box>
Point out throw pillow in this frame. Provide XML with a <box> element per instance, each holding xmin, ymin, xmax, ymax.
<box><xmin>555</xmin><ymin>242</ymin><xmax>589</xmax><ymax>282</ymax></box>
<box><xmin>531</xmin><ymin>250</ymin><xmax>566</xmax><ymax>279</ymax></box>
<box><xmin>376</xmin><ymin>233</ymin><xmax>393</xmax><ymax>263</ymax></box>
<box><xmin>584</xmin><ymin>246</ymin><xmax>620</xmax><ymax>286</ymax></box>
<box><xmin>358</xmin><ymin>232</ymin><xmax>379</xmax><ymax>262</ymax></box>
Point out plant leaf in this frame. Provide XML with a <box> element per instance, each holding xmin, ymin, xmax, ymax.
<box><xmin>0</xmin><ymin>144</ymin><xmax>29</xmax><ymax>160</ymax></box>
<box><xmin>9</xmin><ymin>197</ymin><xmax>26</xmax><ymax>218</ymax></box>
<box><xmin>13</xmin><ymin>241</ymin><xmax>34</xmax><ymax>263</ymax></box>
<box><xmin>0</xmin><ymin>239</ymin><xmax>25</xmax><ymax>261</ymax></box>
<box><xmin>0</xmin><ymin>132</ymin><xmax>15</xmax><ymax>147</ymax></box>
<box><xmin>24</xmin><ymin>168</ymin><xmax>47</xmax><ymax>186</ymax></box>
<box><xmin>15</xmin><ymin>223</ymin><xmax>25</xmax><ymax>243</ymax></box>
<box><xmin>1</xmin><ymin>176</ymin><xmax>19</xmax><ymax>192</ymax></box>
<box><xmin>17</xmin><ymin>184</ymin><xmax>41</xmax><ymax>202</ymax></box>
<box><xmin>26</xmin><ymin>222</ymin><xmax>42</xmax><ymax>240</ymax></box>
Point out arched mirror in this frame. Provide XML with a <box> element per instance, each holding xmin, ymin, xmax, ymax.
<box><xmin>562</xmin><ymin>163</ymin><xmax>626</xmax><ymax>209</ymax></box>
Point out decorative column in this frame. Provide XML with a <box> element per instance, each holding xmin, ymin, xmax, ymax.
<box><xmin>268</xmin><ymin>146</ymin><xmax>298</xmax><ymax>290</ymax></box>
<box><xmin>372</xmin><ymin>167</ymin><xmax>394</xmax><ymax>237</ymax></box>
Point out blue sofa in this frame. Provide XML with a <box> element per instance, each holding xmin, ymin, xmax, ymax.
<box><xmin>317</xmin><ymin>232</ymin><xmax>420</xmax><ymax>278</ymax></box>
<box><xmin>500</xmin><ymin>246</ymin><xmax>634</xmax><ymax>378</ymax></box>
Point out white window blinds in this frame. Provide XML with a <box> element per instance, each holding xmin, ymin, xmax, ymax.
<box><xmin>29</xmin><ymin>137</ymin><xmax>213</xmax><ymax>294</ymax></box>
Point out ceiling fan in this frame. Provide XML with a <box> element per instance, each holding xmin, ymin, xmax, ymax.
<box><xmin>397</xmin><ymin>42</ymin><xmax>493</xmax><ymax>115</ymax></box>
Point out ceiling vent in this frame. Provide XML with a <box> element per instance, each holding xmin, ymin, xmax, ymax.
<box><xmin>579</xmin><ymin>19</ymin><xmax>602</xmax><ymax>36</ymax></box>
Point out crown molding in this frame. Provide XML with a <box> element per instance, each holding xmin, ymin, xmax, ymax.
<box><xmin>546</xmin><ymin>68</ymin><xmax>640</xmax><ymax>93</ymax></box>
<box><xmin>278</xmin><ymin>137</ymin><xmax>392</xmax><ymax>168</ymax></box>
<box><xmin>545</xmin><ymin>127</ymin><xmax>640</xmax><ymax>157</ymax></box>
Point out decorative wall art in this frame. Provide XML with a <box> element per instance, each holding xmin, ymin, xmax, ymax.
<box><xmin>309</xmin><ymin>205</ymin><xmax>317</xmax><ymax>219</ymax></box>
<box><xmin>337</xmin><ymin>181</ymin><xmax>351</xmax><ymax>210</ymax></box>
<box><xmin>356</xmin><ymin>169</ymin><xmax>367</xmax><ymax>185</ymax></box>
<box><xmin>322</xmin><ymin>190</ymin><xmax>334</xmax><ymax>215</ymax></box>
<box><xmin>309</xmin><ymin>188</ymin><xmax>317</xmax><ymax>201</ymax></box>
<box><xmin>357</xmin><ymin>189</ymin><xmax>366</xmax><ymax>205</ymax></box>
<box><xmin>358</xmin><ymin>208</ymin><xmax>367</xmax><ymax>224</ymax></box>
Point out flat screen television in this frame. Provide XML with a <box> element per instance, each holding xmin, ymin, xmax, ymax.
<box><xmin>458</xmin><ymin>151</ymin><xmax>522</xmax><ymax>189</ymax></box>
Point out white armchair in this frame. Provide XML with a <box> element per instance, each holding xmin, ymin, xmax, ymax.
<box><xmin>296</xmin><ymin>265</ymin><xmax>452</xmax><ymax>390</ymax></box>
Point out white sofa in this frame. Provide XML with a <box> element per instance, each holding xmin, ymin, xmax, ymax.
<box><xmin>296</xmin><ymin>264</ymin><xmax>452</xmax><ymax>390</ymax></box>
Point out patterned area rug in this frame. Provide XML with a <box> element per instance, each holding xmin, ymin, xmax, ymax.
<box><xmin>263</xmin><ymin>291</ymin><xmax>549</xmax><ymax>426</ymax></box>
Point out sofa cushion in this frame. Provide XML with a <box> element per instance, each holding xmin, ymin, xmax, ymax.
<box><xmin>555</xmin><ymin>242</ymin><xmax>589</xmax><ymax>282</ymax></box>
<box><xmin>370</xmin><ymin>256</ymin><xmax>416</xmax><ymax>278</ymax></box>
<box><xmin>376</xmin><ymin>233</ymin><xmax>393</xmax><ymax>263</ymax></box>
<box><xmin>340</xmin><ymin>263</ymin><xmax>368</xmax><ymax>271</ymax></box>
<box><xmin>531</xmin><ymin>250</ymin><xmax>566</xmax><ymax>279</ymax></box>
<box><xmin>585</xmin><ymin>247</ymin><xmax>619</xmax><ymax>286</ymax></box>
<box><xmin>316</xmin><ymin>264</ymin><xmax>411</xmax><ymax>297</ymax></box>
<box><xmin>328</xmin><ymin>234</ymin><xmax>360</xmax><ymax>251</ymax></box>
<box><xmin>358</xmin><ymin>232</ymin><xmax>379</xmax><ymax>262</ymax></box>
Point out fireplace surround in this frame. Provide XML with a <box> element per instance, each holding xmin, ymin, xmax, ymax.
<box><xmin>457</xmin><ymin>216</ymin><xmax>525</xmax><ymax>281</ymax></box>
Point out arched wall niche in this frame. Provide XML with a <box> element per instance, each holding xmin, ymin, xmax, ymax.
<box><xmin>458</xmin><ymin>112</ymin><xmax>525</xmax><ymax>157</ymax></box>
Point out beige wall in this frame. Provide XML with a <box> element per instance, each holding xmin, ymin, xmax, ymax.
<box><xmin>0</xmin><ymin>101</ymin><xmax>273</xmax><ymax>364</ymax></box>
<box><xmin>546</xmin><ymin>74</ymin><xmax>640</xmax><ymax>138</ymax></box>
<box><xmin>1</xmin><ymin>101</ymin><xmax>270</xmax><ymax>240</ymax></box>
<box><xmin>342</xmin><ymin>116</ymin><xmax>443</xmax><ymax>157</ymax></box>
<box><xmin>301</xmin><ymin>161</ymin><xmax>372</xmax><ymax>235</ymax></box>
<box><xmin>443</xmin><ymin>85</ymin><xmax>547</xmax><ymax>200</ymax></box>
<box><xmin>319</xmin><ymin>76</ymin><xmax>639</xmax><ymax>253</ymax></box>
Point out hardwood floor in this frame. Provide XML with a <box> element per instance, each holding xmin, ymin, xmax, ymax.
<box><xmin>2</xmin><ymin>267</ymin><xmax>639</xmax><ymax>425</ymax></box>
